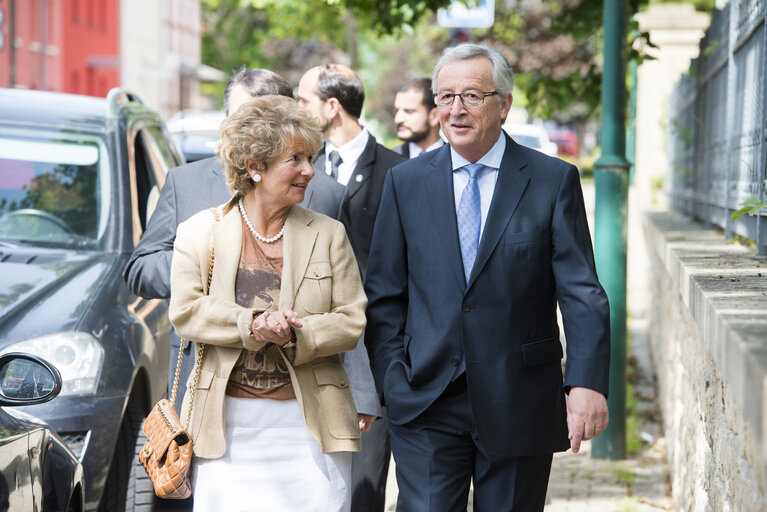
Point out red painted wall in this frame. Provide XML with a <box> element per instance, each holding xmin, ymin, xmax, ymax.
<box><xmin>0</xmin><ymin>0</ymin><xmax>118</xmax><ymax>97</ymax></box>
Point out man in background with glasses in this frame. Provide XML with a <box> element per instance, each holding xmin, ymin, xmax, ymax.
<box><xmin>365</xmin><ymin>43</ymin><xmax>611</xmax><ymax>510</ymax></box>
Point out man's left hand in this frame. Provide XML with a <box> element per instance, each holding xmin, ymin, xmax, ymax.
<box><xmin>358</xmin><ymin>414</ymin><xmax>377</xmax><ymax>434</ymax></box>
<box><xmin>566</xmin><ymin>386</ymin><xmax>609</xmax><ymax>454</ymax></box>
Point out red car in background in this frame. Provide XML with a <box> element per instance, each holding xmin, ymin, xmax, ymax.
<box><xmin>548</xmin><ymin>129</ymin><xmax>580</xmax><ymax>157</ymax></box>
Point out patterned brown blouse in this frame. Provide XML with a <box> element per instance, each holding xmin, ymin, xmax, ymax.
<box><xmin>226</xmin><ymin>221</ymin><xmax>295</xmax><ymax>400</ymax></box>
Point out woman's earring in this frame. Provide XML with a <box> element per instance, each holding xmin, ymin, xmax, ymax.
<box><xmin>252</xmin><ymin>173</ymin><xmax>262</xmax><ymax>183</ymax></box>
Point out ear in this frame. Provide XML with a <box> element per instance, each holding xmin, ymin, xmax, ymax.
<box><xmin>499</xmin><ymin>93</ymin><xmax>513</xmax><ymax>122</ymax></box>
<box><xmin>246</xmin><ymin>162</ymin><xmax>266</xmax><ymax>179</ymax></box>
<box><xmin>324</xmin><ymin>97</ymin><xmax>341</xmax><ymax>120</ymax></box>
<box><xmin>428</xmin><ymin>107</ymin><xmax>440</xmax><ymax>128</ymax></box>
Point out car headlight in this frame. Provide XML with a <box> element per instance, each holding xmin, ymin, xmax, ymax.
<box><xmin>0</xmin><ymin>332</ymin><xmax>104</xmax><ymax>396</ymax></box>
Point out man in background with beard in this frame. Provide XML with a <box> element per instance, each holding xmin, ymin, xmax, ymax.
<box><xmin>391</xmin><ymin>78</ymin><xmax>444</xmax><ymax>159</ymax></box>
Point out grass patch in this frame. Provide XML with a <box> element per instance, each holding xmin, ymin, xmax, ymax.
<box><xmin>617</xmin><ymin>496</ymin><xmax>640</xmax><ymax>512</ymax></box>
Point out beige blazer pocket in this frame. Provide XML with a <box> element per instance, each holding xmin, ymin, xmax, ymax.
<box><xmin>312</xmin><ymin>362</ymin><xmax>359</xmax><ymax>440</ymax></box>
<box><xmin>300</xmin><ymin>261</ymin><xmax>333</xmax><ymax>314</ymax></box>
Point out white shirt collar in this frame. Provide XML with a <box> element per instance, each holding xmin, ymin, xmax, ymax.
<box><xmin>408</xmin><ymin>138</ymin><xmax>445</xmax><ymax>159</ymax></box>
<box><xmin>449</xmin><ymin>132</ymin><xmax>506</xmax><ymax>171</ymax></box>
<box><xmin>325</xmin><ymin>128</ymin><xmax>369</xmax><ymax>169</ymax></box>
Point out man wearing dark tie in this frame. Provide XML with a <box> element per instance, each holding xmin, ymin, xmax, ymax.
<box><xmin>297</xmin><ymin>63</ymin><xmax>405</xmax><ymax>512</ymax></box>
<box><xmin>365</xmin><ymin>43</ymin><xmax>611</xmax><ymax>511</ymax></box>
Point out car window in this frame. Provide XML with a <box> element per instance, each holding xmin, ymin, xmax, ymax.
<box><xmin>128</xmin><ymin>126</ymin><xmax>177</xmax><ymax>246</ymax></box>
<box><xmin>0</xmin><ymin>127</ymin><xmax>111</xmax><ymax>248</ymax></box>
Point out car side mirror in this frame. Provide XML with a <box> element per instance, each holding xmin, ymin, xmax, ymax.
<box><xmin>0</xmin><ymin>353</ymin><xmax>62</xmax><ymax>406</ymax></box>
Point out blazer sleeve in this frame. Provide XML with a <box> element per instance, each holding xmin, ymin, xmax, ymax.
<box><xmin>123</xmin><ymin>169</ymin><xmax>179</xmax><ymax>299</ymax></box>
<box><xmin>168</xmin><ymin>213</ymin><xmax>257</xmax><ymax>350</ymax></box>
<box><xmin>363</xmin><ymin>170</ymin><xmax>408</xmax><ymax>400</ymax></box>
<box><xmin>290</xmin><ymin>221</ymin><xmax>367</xmax><ymax>367</ymax></box>
<box><xmin>551</xmin><ymin>165</ymin><xmax>611</xmax><ymax>396</ymax></box>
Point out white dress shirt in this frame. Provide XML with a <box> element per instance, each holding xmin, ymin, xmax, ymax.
<box><xmin>450</xmin><ymin>133</ymin><xmax>506</xmax><ymax>239</ymax></box>
<box><xmin>324</xmin><ymin>129</ymin><xmax>370</xmax><ymax>186</ymax></box>
<box><xmin>408</xmin><ymin>138</ymin><xmax>445</xmax><ymax>159</ymax></box>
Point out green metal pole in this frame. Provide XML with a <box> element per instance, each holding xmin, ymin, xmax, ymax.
<box><xmin>627</xmin><ymin>54</ymin><xmax>637</xmax><ymax>185</ymax></box>
<box><xmin>591</xmin><ymin>0</ymin><xmax>629</xmax><ymax>460</ymax></box>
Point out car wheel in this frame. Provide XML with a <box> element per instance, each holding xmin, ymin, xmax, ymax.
<box><xmin>100</xmin><ymin>397</ymin><xmax>157</xmax><ymax>512</ymax></box>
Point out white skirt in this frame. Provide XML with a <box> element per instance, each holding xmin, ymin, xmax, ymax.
<box><xmin>193</xmin><ymin>396</ymin><xmax>352</xmax><ymax>512</ymax></box>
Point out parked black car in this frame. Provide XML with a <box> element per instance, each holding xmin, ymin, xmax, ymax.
<box><xmin>0</xmin><ymin>88</ymin><xmax>183</xmax><ymax>511</ymax></box>
<box><xmin>0</xmin><ymin>352</ymin><xmax>84</xmax><ymax>511</ymax></box>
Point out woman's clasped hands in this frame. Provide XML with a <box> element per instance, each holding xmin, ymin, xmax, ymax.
<box><xmin>251</xmin><ymin>309</ymin><xmax>303</xmax><ymax>346</ymax></box>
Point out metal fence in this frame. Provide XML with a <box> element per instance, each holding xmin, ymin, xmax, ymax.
<box><xmin>668</xmin><ymin>0</ymin><xmax>767</xmax><ymax>256</ymax></box>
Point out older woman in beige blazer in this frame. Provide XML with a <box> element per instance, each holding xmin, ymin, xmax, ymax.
<box><xmin>169</xmin><ymin>95</ymin><xmax>366</xmax><ymax>512</ymax></box>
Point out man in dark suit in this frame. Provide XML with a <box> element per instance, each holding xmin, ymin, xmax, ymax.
<box><xmin>365</xmin><ymin>43</ymin><xmax>611</xmax><ymax>511</ymax></box>
<box><xmin>123</xmin><ymin>68</ymin><xmax>377</xmax><ymax>507</ymax></box>
<box><xmin>297</xmin><ymin>63</ymin><xmax>405</xmax><ymax>512</ymax></box>
<box><xmin>392</xmin><ymin>78</ymin><xmax>444</xmax><ymax>159</ymax></box>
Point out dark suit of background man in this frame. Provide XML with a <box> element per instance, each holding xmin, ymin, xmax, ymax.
<box><xmin>123</xmin><ymin>67</ymin><xmax>377</xmax><ymax>510</ymax></box>
<box><xmin>365</xmin><ymin>43</ymin><xmax>611</xmax><ymax>511</ymax></box>
<box><xmin>298</xmin><ymin>63</ymin><xmax>405</xmax><ymax>512</ymax></box>
<box><xmin>391</xmin><ymin>77</ymin><xmax>445</xmax><ymax>159</ymax></box>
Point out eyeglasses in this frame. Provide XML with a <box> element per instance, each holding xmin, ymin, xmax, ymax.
<box><xmin>433</xmin><ymin>90</ymin><xmax>499</xmax><ymax>107</ymax></box>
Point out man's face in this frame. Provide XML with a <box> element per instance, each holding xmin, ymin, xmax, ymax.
<box><xmin>297</xmin><ymin>68</ymin><xmax>332</xmax><ymax>133</ymax></box>
<box><xmin>435</xmin><ymin>57</ymin><xmax>512</xmax><ymax>161</ymax></box>
<box><xmin>394</xmin><ymin>89</ymin><xmax>432</xmax><ymax>144</ymax></box>
<box><xmin>227</xmin><ymin>83</ymin><xmax>252</xmax><ymax>116</ymax></box>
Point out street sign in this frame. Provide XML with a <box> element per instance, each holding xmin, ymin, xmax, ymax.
<box><xmin>437</xmin><ymin>0</ymin><xmax>495</xmax><ymax>28</ymax></box>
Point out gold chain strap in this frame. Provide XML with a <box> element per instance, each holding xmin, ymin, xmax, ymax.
<box><xmin>168</xmin><ymin>208</ymin><xmax>219</xmax><ymax>429</ymax></box>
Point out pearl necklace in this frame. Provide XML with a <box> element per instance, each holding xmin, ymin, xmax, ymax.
<box><xmin>238</xmin><ymin>199</ymin><xmax>285</xmax><ymax>243</ymax></box>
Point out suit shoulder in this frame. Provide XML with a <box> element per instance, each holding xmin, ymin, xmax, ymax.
<box><xmin>516</xmin><ymin>145</ymin><xmax>576</xmax><ymax>179</ymax></box>
<box><xmin>169</xmin><ymin>156</ymin><xmax>221</xmax><ymax>178</ymax></box>
<box><xmin>375</xmin><ymin>143</ymin><xmax>407</xmax><ymax>167</ymax></box>
<box><xmin>391</xmin><ymin>144</ymin><xmax>407</xmax><ymax>157</ymax></box>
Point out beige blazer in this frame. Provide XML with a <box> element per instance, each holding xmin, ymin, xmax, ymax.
<box><xmin>169</xmin><ymin>197</ymin><xmax>367</xmax><ymax>457</ymax></box>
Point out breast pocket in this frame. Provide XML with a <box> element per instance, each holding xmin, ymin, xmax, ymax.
<box><xmin>299</xmin><ymin>261</ymin><xmax>333</xmax><ymax>314</ymax></box>
<box><xmin>503</xmin><ymin>229</ymin><xmax>549</xmax><ymax>263</ymax></box>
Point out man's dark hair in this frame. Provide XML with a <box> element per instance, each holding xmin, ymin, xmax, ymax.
<box><xmin>314</xmin><ymin>64</ymin><xmax>365</xmax><ymax>119</ymax></box>
<box><xmin>398</xmin><ymin>78</ymin><xmax>436</xmax><ymax>111</ymax></box>
<box><xmin>223</xmin><ymin>67</ymin><xmax>293</xmax><ymax>115</ymax></box>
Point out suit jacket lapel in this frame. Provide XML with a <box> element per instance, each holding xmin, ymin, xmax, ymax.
<box><xmin>280</xmin><ymin>207</ymin><xmax>317</xmax><ymax>309</ymax></box>
<box><xmin>425</xmin><ymin>146</ymin><xmax>466</xmax><ymax>291</ymax></box>
<box><xmin>467</xmin><ymin>135</ymin><xmax>530</xmax><ymax>288</ymax></box>
<box><xmin>345</xmin><ymin>135</ymin><xmax>376</xmax><ymax>200</ymax></box>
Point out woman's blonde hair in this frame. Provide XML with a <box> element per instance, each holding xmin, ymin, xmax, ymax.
<box><xmin>216</xmin><ymin>95</ymin><xmax>323</xmax><ymax>198</ymax></box>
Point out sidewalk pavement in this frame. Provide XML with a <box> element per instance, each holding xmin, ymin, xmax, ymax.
<box><xmin>383</xmin><ymin>183</ymin><xmax>674</xmax><ymax>511</ymax></box>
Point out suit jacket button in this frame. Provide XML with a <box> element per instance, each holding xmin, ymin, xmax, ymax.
<box><xmin>462</xmin><ymin>304</ymin><xmax>471</xmax><ymax>312</ymax></box>
<box><xmin>450</xmin><ymin>359</ymin><xmax>459</xmax><ymax>366</ymax></box>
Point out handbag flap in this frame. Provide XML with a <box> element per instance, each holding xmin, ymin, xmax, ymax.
<box><xmin>142</xmin><ymin>398</ymin><xmax>190</xmax><ymax>459</ymax></box>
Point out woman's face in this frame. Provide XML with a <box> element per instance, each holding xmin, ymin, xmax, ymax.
<box><xmin>252</xmin><ymin>138</ymin><xmax>315</xmax><ymax>207</ymax></box>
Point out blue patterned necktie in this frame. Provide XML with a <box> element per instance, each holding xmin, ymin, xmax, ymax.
<box><xmin>328</xmin><ymin>150</ymin><xmax>343</xmax><ymax>181</ymax></box>
<box><xmin>457</xmin><ymin>163</ymin><xmax>484</xmax><ymax>283</ymax></box>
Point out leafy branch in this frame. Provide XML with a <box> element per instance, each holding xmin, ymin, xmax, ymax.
<box><xmin>731</xmin><ymin>196</ymin><xmax>767</xmax><ymax>221</ymax></box>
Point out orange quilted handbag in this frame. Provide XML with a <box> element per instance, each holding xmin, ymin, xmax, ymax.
<box><xmin>138</xmin><ymin>208</ymin><xmax>217</xmax><ymax>499</ymax></box>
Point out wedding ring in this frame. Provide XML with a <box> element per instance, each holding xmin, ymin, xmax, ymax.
<box><xmin>254</xmin><ymin>326</ymin><xmax>261</xmax><ymax>333</ymax></box>
<box><xmin>595</xmin><ymin>426</ymin><xmax>604</xmax><ymax>431</ymax></box>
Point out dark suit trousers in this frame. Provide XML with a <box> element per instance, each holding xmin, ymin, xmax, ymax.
<box><xmin>352</xmin><ymin>407</ymin><xmax>390</xmax><ymax>512</ymax></box>
<box><xmin>388</xmin><ymin>381</ymin><xmax>553</xmax><ymax>512</ymax></box>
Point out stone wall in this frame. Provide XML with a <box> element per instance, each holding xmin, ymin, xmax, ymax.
<box><xmin>644</xmin><ymin>210</ymin><xmax>767</xmax><ymax>511</ymax></box>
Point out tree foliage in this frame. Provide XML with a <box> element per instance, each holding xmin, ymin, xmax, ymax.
<box><xmin>200</xmin><ymin>0</ymin><xmax>713</xmax><ymax>134</ymax></box>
